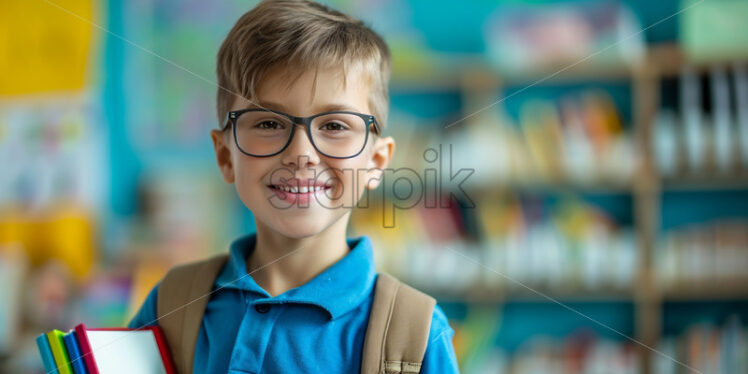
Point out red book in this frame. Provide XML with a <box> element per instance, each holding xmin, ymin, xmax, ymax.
<box><xmin>74</xmin><ymin>323</ymin><xmax>176</xmax><ymax>374</ymax></box>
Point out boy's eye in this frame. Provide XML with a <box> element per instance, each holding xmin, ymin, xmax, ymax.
<box><xmin>320</xmin><ymin>122</ymin><xmax>347</xmax><ymax>131</ymax></box>
<box><xmin>255</xmin><ymin>120</ymin><xmax>284</xmax><ymax>130</ymax></box>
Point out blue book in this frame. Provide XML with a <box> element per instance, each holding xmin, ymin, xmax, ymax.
<box><xmin>35</xmin><ymin>333</ymin><xmax>57</xmax><ymax>373</ymax></box>
<box><xmin>63</xmin><ymin>331</ymin><xmax>88</xmax><ymax>374</ymax></box>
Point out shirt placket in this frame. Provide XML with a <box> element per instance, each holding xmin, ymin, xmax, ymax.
<box><xmin>227</xmin><ymin>295</ymin><xmax>282</xmax><ymax>374</ymax></box>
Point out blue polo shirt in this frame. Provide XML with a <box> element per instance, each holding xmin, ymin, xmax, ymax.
<box><xmin>128</xmin><ymin>233</ymin><xmax>459</xmax><ymax>373</ymax></box>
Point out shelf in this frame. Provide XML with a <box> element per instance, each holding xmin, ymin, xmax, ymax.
<box><xmin>412</xmin><ymin>281</ymin><xmax>748</xmax><ymax>303</ymax></box>
<box><xmin>495</xmin><ymin>61</ymin><xmax>638</xmax><ymax>87</ymax></box>
<box><xmin>661</xmin><ymin>174</ymin><xmax>748</xmax><ymax>191</ymax></box>
<box><xmin>375</xmin><ymin>175</ymin><xmax>747</xmax><ymax>200</ymax></box>
<box><xmin>410</xmin><ymin>283</ymin><xmax>635</xmax><ymax>303</ymax></box>
<box><xmin>650</xmin><ymin>43</ymin><xmax>748</xmax><ymax>78</ymax></box>
<box><xmin>464</xmin><ymin>179</ymin><xmax>634</xmax><ymax>195</ymax></box>
<box><xmin>390</xmin><ymin>44</ymin><xmax>748</xmax><ymax>94</ymax></box>
<box><xmin>391</xmin><ymin>60</ymin><xmax>637</xmax><ymax>92</ymax></box>
<box><xmin>390</xmin><ymin>55</ymin><xmax>637</xmax><ymax>93</ymax></box>
<box><xmin>381</xmin><ymin>42</ymin><xmax>748</xmax><ymax>374</ymax></box>
<box><xmin>660</xmin><ymin>280</ymin><xmax>748</xmax><ymax>301</ymax></box>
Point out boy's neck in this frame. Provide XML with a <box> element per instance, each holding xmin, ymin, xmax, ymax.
<box><xmin>246</xmin><ymin>215</ymin><xmax>352</xmax><ymax>297</ymax></box>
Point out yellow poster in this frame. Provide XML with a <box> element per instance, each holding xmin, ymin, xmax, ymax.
<box><xmin>0</xmin><ymin>0</ymin><xmax>95</xmax><ymax>95</ymax></box>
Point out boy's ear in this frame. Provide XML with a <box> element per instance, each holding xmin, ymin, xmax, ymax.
<box><xmin>210</xmin><ymin>129</ymin><xmax>235</xmax><ymax>184</ymax></box>
<box><xmin>365</xmin><ymin>136</ymin><xmax>394</xmax><ymax>190</ymax></box>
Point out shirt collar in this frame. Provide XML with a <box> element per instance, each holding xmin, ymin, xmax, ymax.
<box><xmin>215</xmin><ymin>232</ymin><xmax>376</xmax><ymax>320</ymax></box>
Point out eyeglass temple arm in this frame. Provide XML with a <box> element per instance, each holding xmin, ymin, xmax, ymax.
<box><xmin>220</xmin><ymin>112</ymin><xmax>232</xmax><ymax>131</ymax></box>
<box><xmin>371</xmin><ymin>118</ymin><xmax>382</xmax><ymax>135</ymax></box>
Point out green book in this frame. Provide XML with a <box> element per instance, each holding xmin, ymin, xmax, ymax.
<box><xmin>46</xmin><ymin>330</ymin><xmax>73</xmax><ymax>374</ymax></box>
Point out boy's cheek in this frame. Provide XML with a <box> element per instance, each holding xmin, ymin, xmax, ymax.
<box><xmin>232</xmin><ymin>167</ymin><xmax>267</xmax><ymax>197</ymax></box>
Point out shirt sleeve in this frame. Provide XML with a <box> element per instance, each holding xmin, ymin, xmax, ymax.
<box><xmin>126</xmin><ymin>283</ymin><xmax>160</xmax><ymax>328</ymax></box>
<box><xmin>420</xmin><ymin>304</ymin><xmax>460</xmax><ymax>373</ymax></box>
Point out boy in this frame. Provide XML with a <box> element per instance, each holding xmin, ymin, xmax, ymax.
<box><xmin>128</xmin><ymin>1</ymin><xmax>459</xmax><ymax>373</ymax></box>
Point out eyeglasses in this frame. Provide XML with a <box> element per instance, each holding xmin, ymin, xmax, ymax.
<box><xmin>222</xmin><ymin>108</ymin><xmax>381</xmax><ymax>159</ymax></box>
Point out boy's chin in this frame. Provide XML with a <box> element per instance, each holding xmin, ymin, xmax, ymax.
<box><xmin>269</xmin><ymin>216</ymin><xmax>336</xmax><ymax>239</ymax></box>
<box><xmin>273</xmin><ymin>228</ymin><xmax>324</xmax><ymax>240</ymax></box>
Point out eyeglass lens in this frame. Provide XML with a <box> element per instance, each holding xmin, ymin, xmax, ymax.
<box><xmin>233</xmin><ymin>111</ymin><xmax>370</xmax><ymax>157</ymax></box>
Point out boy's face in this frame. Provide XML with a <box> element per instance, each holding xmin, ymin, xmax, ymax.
<box><xmin>210</xmin><ymin>66</ymin><xmax>394</xmax><ymax>239</ymax></box>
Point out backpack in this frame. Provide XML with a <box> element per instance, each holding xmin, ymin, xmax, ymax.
<box><xmin>155</xmin><ymin>254</ymin><xmax>436</xmax><ymax>374</ymax></box>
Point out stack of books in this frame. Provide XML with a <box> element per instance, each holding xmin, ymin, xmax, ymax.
<box><xmin>655</xmin><ymin>315</ymin><xmax>747</xmax><ymax>374</ymax></box>
<box><xmin>656</xmin><ymin>220</ymin><xmax>748</xmax><ymax>289</ymax></box>
<box><xmin>36</xmin><ymin>323</ymin><xmax>175</xmax><ymax>374</ymax></box>
<box><xmin>442</xmin><ymin>89</ymin><xmax>637</xmax><ymax>188</ymax></box>
<box><xmin>654</xmin><ymin>63</ymin><xmax>748</xmax><ymax>176</ymax></box>
<box><xmin>351</xmin><ymin>192</ymin><xmax>636</xmax><ymax>293</ymax></box>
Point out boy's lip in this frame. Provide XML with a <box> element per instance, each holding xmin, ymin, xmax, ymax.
<box><xmin>268</xmin><ymin>183</ymin><xmax>328</xmax><ymax>205</ymax></box>
<box><xmin>267</xmin><ymin>178</ymin><xmax>334</xmax><ymax>188</ymax></box>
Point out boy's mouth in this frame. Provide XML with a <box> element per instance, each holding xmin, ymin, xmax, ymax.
<box><xmin>267</xmin><ymin>181</ymin><xmax>333</xmax><ymax>194</ymax></box>
<box><xmin>267</xmin><ymin>180</ymin><xmax>334</xmax><ymax>206</ymax></box>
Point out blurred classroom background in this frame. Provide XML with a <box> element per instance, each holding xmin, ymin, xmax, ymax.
<box><xmin>1</xmin><ymin>0</ymin><xmax>747</xmax><ymax>373</ymax></box>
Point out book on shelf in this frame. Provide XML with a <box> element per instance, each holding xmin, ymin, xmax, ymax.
<box><xmin>734</xmin><ymin>63</ymin><xmax>748</xmax><ymax>167</ymax></box>
<box><xmin>447</xmin><ymin>89</ymin><xmax>635</xmax><ymax>187</ymax></box>
<box><xmin>656</xmin><ymin>63</ymin><xmax>748</xmax><ymax>176</ymax></box>
<box><xmin>35</xmin><ymin>323</ymin><xmax>175</xmax><ymax>374</ymax></box>
<box><xmin>655</xmin><ymin>315</ymin><xmax>746</xmax><ymax>374</ymax></box>
<box><xmin>710</xmin><ymin>65</ymin><xmax>735</xmax><ymax>172</ymax></box>
<box><xmin>461</xmin><ymin>330</ymin><xmax>640</xmax><ymax>374</ymax></box>
<box><xmin>656</xmin><ymin>220</ymin><xmax>748</xmax><ymax>290</ymax></box>
<box><xmin>352</xmin><ymin>191</ymin><xmax>637</xmax><ymax>294</ymax></box>
<box><xmin>681</xmin><ymin>66</ymin><xmax>706</xmax><ymax>172</ymax></box>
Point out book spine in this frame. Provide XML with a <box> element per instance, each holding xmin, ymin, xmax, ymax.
<box><xmin>74</xmin><ymin>324</ymin><xmax>100</xmax><ymax>374</ymax></box>
<box><xmin>710</xmin><ymin>65</ymin><xmax>733</xmax><ymax>172</ymax></box>
<box><xmin>36</xmin><ymin>333</ymin><xmax>58</xmax><ymax>374</ymax></box>
<box><xmin>681</xmin><ymin>66</ymin><xmax>705</xmax><ymax>172</ymax></box>
<box><xmin>733</xmin><ymin>63</ymin><xmax>748</xmax><ymax>167</ymax></box>
<box><xmin>63</xmin><ymin>331</ymin><xmax>89</xmax><ymax>374</ymax></box>
<box><xmin>47</xmin><ymin>330</ymin><xmax>73</xmax><ymax>374</ymax></box>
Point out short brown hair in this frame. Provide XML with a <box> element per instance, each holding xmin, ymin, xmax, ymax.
<box><xmin>216</xmin><ymin>0</ymin><xmax>391</xmax><ymax>129</ymax></box>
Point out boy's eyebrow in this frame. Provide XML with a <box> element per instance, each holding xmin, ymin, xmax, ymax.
<box><xmin>246</xmin><ymin>101</ymin><xmax>364</xmax><ymax>114</ymax></box>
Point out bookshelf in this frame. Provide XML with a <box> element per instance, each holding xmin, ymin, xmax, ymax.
<box><xmin>353</xmin><ymin>43</ymin><xmax>748</xmax><ymax>374</ymax></box>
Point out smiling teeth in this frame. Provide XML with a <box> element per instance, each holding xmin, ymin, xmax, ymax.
<box><xmin>274</xmin><ymin>185</ymin><xmax>327</xmax><ymax>193</ymax></box>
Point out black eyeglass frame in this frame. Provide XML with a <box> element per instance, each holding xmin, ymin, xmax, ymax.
<box><xmin>222</xmin><ymin>108</ymin><xmax>382</xmax><ymax>159</ymax></box>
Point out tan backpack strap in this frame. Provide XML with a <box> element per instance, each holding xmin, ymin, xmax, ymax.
<box><xmin>157</xmin><ymin>254</ymin><xmax>229</xmax><ymax>374</ymax></box>
<box><xmin>360</xmin><ymin>273</ymin><xmax>436</xmax><ymax>374</ymax></box>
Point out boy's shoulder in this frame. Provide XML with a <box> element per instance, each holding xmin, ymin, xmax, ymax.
<box><xmin>127</xmin><ymin>252</ymin><xmax>230</xmax><ymax>329</ymax></box>
<box><xmin>383</xmin><ymin>274</ymin><xmax>453</xmax><ymax>340</ymax></box>
<box><xmin>427</xmin><ymin>302</ymin><xmax>453</xmax><ymax>342</ymax></box>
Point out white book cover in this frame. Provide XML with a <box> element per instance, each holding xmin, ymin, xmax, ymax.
<box><xmin>74</xmin><ymin>324</ymin><xmax>175</xmax><ymax>374</ymax></box>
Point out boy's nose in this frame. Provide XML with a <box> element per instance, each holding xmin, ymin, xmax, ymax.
<box><xmin>280</xmin><ymin>124</ymin><xmax>320</xmax><ymax>168</ymax></box>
